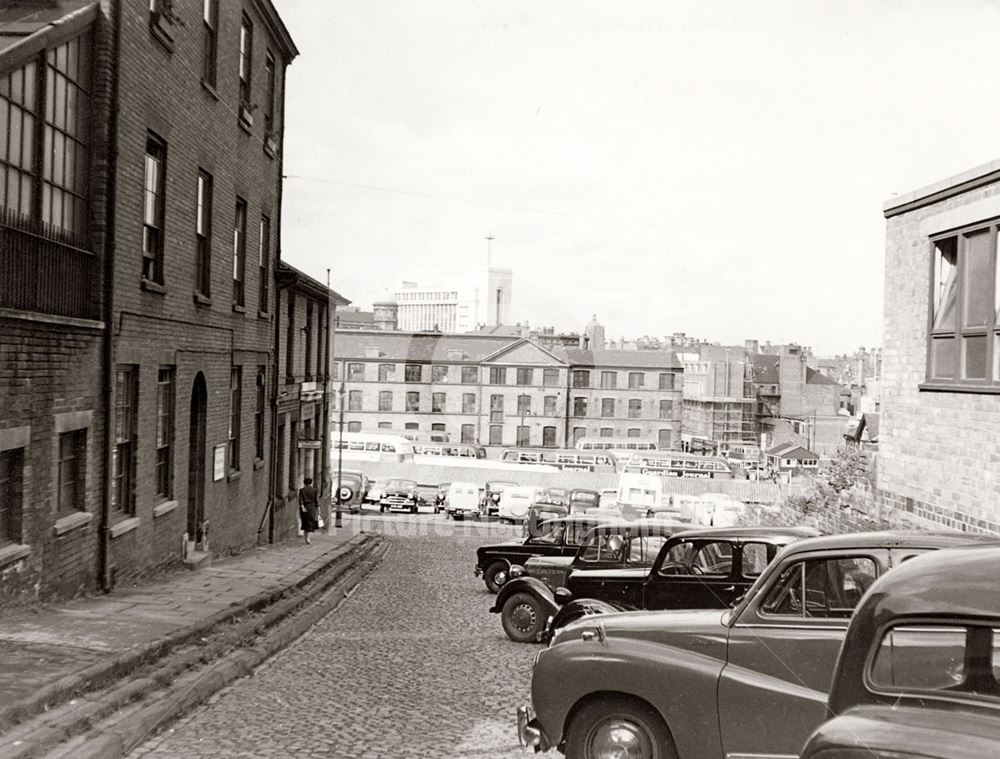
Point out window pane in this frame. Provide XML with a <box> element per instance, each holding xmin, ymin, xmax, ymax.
<box><xmin>964</xmin><ymin>334</ymin><xmax>988</xmax><ymax>380</ymax></box>
<box><xmin>931</xmin><ymin>336</ymin><xmax>956</xmax><ymax>379</ymax></box>
<box><xmin>963</xmin><ymin>229</ymin><xmax>994</xmax><ymax>328</ymax></box>
<box><xmin>933</xmin><ymin>237</ymin><xmax>958</xmax><ymax>331</ymax></box>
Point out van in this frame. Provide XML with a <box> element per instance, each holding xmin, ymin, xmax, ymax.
<box><xmin>616</xmin><ymin>472</ymin><xmax>663</xmax><ymax>518</ymax></box>
<box><xmin>498</xmin><ymin>486</ymin><xmax>539</xmax><ymax>524</ymax></box>
<box><xmin>445</xmin><ymin>481</ymin><xmax>481</xmax><ymax>521</ymax></box>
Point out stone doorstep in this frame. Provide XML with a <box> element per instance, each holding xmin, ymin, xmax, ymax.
<box><xmin>0</xmin><ymin>534</ymin><xmax>376</xmax><ymax>738</ymax></box>
<box><xmin>182</xmin><ymin>550</ymin><xmax>212</xmax><ymax>571</ymax></box>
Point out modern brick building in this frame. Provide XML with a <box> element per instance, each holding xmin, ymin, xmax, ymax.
<box><xmin>880</xmin><ymin>158</ymin><xmax>1000</xmax><ymax>534</ymax></box>
<box><xmin>1</xmin><ymin>0</ymin><xmax>305</xmax><ymax>605</ymax></box>
<box><xmin>333</xmin><ymin>330</ymin><xmax>683</xmax><ymax>450</ymax></box>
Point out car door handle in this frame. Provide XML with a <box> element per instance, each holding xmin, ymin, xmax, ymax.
<box><xmin>723</xmin><ymin>586</ymin><xmax>735</xmax><ymax>592</ymax></box>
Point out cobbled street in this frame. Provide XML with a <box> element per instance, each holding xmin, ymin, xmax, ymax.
<box><xmin>133</xmin><ymin>514</ymin><xmax>539</xmax><ymax>758</ymax></box>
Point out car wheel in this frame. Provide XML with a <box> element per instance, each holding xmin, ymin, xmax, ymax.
<box><xmin>566</xmin><ymin>696</ymin><xmax>677</xmax><ymax>759</ymax></box>
<box><xmin>483</xmin><ymin>561</ymin><xmax>510</xmax><ymax>593</ymax></box>
<box><xmin>339</xmin><ymin>486</ymin><xmax>354</xmax><ymax>504</ymax></box>
<box><xmin>379</xmin><ymin>504</ymin><xmax>387</xmax><ymax>513</ymax></box>
<box><xmin>410</xmin><ymin>504</ymin><xmax>418</xmax><ymax>514</ymax></box>
<box><xmin>501</xmin><ymin>592</ymin><xmax>545</xmax><ymax>643</ymax></box>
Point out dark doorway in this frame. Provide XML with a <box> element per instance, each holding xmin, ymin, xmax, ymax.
<box><xmin>187</xmin><ymin>372</ymin><xmax>208</xmax><ymax>545</ymax></box>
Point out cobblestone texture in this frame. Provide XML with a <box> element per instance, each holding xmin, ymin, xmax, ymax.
<box><xmin>132</xmin><ymin>516</ymin><xmax>537</xmax><ymax>758</ymax></box>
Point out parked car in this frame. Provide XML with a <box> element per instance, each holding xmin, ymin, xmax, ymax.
<box><xmin>498</xmin><ymin>486</ymin><xmax>538</xmax><ymax>524</ymax></box>
<box><xmin>474</xmin><ymin>514</ymin><xmax>616</xmax><ymax>593</ymax></box>
<box><xmin>480</xmin><ymin>481</ymin><xmax>518</xmax><ymax>518</ymax></box>
<box><xmin>494</xmin><ymin>525</ymin><xmax>815</xmax><ymax>644</ymax></box>
<box><xmin>492</xmin><ymin>519</ymin><xmax>689</xmax><ymax>642</ymax></box>
<box><xmin>378</xmin><ymin>478</ymin><xmax>422</xmax><ymax>513</ymax></box>
<box><xmin>516</xmin><ymin>530</ymin><xmax>998</xmax><ymax>758</ymax></box>
<box><xmin>521</xmin><ymin>503</ymin><xmax>569</xmax><ymax>538</ymax></box>
<box><xmin>535</xmin><ymin>487</ymin><xmax>570</xmax><ymax>509</ymax></box>
<box><xmin>445</xmin><ymin>481</ymin><xmax>481</xmax><ymax>520</ymax></box>
<box><xmin>567</xmin><ymin>488</ymin><xmax>600</xmax><ymax>514</ymax></box>
<box><xmin>800</xmin><ymin>545</ymin><xmax>1000</xmax><ymax>759</ymax></box>
<box><xmin>334</xmin><ymin>470</ymin><xmax>370</xmax><ymax>513</ymax></box>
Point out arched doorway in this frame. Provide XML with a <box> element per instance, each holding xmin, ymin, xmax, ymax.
<box><xmin>187</xmin><ymin>372</ymin><xmax>208</xmax><ymax>546</ymax></box>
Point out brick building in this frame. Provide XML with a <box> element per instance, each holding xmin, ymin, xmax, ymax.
<box><xmin>270</xmin><ymin>261</ymin><xmax>346</xmax><ymax>543</ymax></box>
<box><xmin>1</xmin><ymin>3</ymin><xmax>115</xmax><ymax>603</ymax></box>
<box><xmin>1</xmin><ymin>0</ymin><xmax>302</xmax><ymax>605</ymax></box>
<box><xmin>880</xmin><ymin>158</ymin><xmax>1000</xmax><ymax>534</ymax></box>
<box><xmin>333</xmin><ymin>331</ymin><xmax>683</xmax><ymax>450</ymax></box>
<box><xmin>105</xmin><ymin>0</ymin><xmax>297</xmax><ymax>576</ymax></box>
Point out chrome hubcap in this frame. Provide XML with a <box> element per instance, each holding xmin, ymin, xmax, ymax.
<box><xmin>587</xmin><ymin>719</ymin><xmax>652</xmax><ymax>759</ymax></box>
<box><xmin>511</xmin><ymin>603</ymin><xmax>537</xmax><ymax>632</ymax></box>
<box><xmin>494</xmin><ymin>570</ymin><xmax>507</xmax><ymax>586</ymax></box>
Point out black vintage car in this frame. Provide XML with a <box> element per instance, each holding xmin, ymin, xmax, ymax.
<box><xmin>567</xmin><ymin>488</ymin><xmax>600</xmax><ymax>514</ymax></box>
<box><xmin>335</xmin><ymin>470</ymin><xmax>371</xmax><ymax>513</ymax></box>
<box><xmin>474</xmin><ymin>514</ymin><xmax>616</xmax><ymax>593</ymax></box>
<box><xmin>493</xmin><ymin>525</ymin><xmax>820</xmax><ymax>642</ymax></box>
<box><xmin>492</xmin><ymin>519</ymin><xmax>687</xmax><ymax>642</ymax></box>
<box><xmin>379</xmin><ymin>478</ymin><xmax>422</xmax><ymax>513</ymax></box>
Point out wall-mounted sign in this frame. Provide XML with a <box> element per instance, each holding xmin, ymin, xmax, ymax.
<box><xmin>213</xmin><ymin>445</ymin><xmax>226</xmax><ymax>481</ymax></box>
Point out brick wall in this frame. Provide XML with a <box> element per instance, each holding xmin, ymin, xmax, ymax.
<box><xmin>0</xmin><ymin>321</ymin><xmax>104</xmax><ymax>605</ymax></box>
<box><xmin>879</xmin><ymin>174</ymin><xmax>1000</xmax><ymax>535</ymax></box>
<box><xmin>101</xmin><ymin>0</ymin><xmax>292</xmax><ymax>582</ymax></box>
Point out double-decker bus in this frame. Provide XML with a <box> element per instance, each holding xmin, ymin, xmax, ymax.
<box><xmin>499</xmin><ymin>447</ymin><xmax>619</xmax><ymax>473</ymax></box>
<box><xmin>412</xmin><ymin>443</ymin><xmax>487</xmax><ymax>460</ymax></box>
<box><xmin>722</xmin><ymin>443</ymin><xmax>762</xmax><ymax>471</ymax></box>
<box><xmin>623</xmin><ymin>451</ymin><xmax>733</xmax><ymax>479</ymax></box>
<box><xmin>575</xmin><ymin>437</ymin><xmax>659</xmax><ymax>454</ymax></box>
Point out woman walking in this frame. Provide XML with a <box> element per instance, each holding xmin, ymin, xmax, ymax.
<box><xmin>298</xmin><ymin>477</ymin><xmax>320</xmax><ymax>544</ymax></box>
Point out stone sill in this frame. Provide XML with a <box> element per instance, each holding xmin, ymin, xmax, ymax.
<box><xmin>919</xmin><ymin>382</ymin><xmax>1000</xmax><ymax>395</ymax></box>
<box><xmin>141</xmin><ymin>278</ymin><xmax>166</xmax><ymax>295</ymax></box>
<box><xmin>110</xmin><ymin>517</ymin><xmax>140</xmax><ymax>539</ymax></box>
<box><xmin>0</xmin><ymin>542</ymin><xmax>31</xmax><ymax>568</ymax></box>
<box><xmin>54</xmin><ymin>511</ymin><xmax>93</xmax><ymax>536</ymax></box>
<box><xmin>201</xmin><ymin>80</ymin><xmax>220</xmax><ymax>101</ymax></box>
<box><xmin>232</xmin><ymin>303</ymin><xmax>247</xmax><ymax>315</ymax></box>
<box><xmin>227</xmin><ymin>470</ymin><xmax>241</xmax><ymax>482</ymax></box>
<box><xmin>253</xmin><ymin>458</ymin><xmax>265</xmax><ymax>470</ymax></box>
<box><xmin>258</xmin><ymin>309</ymin><xmax>270</xmax><ymax>320</ymax></box>
<box><xmin>0</xmin><ymin>307</ymin><xmax>104</xmax><ymax>331</ymax></box>
<box><xmin>193</xmin><ymin>292</ymin><xmax>212</xmax><ymax>307</ymax></box>
<box><xmin>153</xmin><ymin>500</ymin><xmax>179</xmax><ymax>518</ymax></box>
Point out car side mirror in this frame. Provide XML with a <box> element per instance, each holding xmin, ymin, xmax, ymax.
<box><xmin>554</xmin><ymin>587</ymin><xmax>573</xmax><ymax>605</ymax></box>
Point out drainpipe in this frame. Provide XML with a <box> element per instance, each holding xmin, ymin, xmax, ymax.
<box><xmin>99</xmin><ymin>0</ymin><xmax>123</xmax><ymax>593</ymax></box>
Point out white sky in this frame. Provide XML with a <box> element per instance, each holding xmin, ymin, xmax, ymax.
<box><xmin>276</xmin><ymin>0</ymin><xmax>1000</xmax><ymax>355</ymax></box>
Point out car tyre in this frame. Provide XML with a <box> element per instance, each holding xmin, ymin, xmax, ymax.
<box><xmin>565</xmin><ymin>696</ymin><xmax>678</xmax><ymax>759</ymax></box>
<box><xmin>483</xmin><ymin>561</ymin><xmax>510</xmax><ymax>593</ymax></box>
<box><xmin>379</xmin><ymin>503</ymin><xmax>387</xmax><ymax>513</ymax></box>
<box><xmin>410</xmin><ymin>504</ymin><xmax>418</xmax><ymax>514</ymax></box>
<box><xmin>500</xmin><ymin>592</ymin><xmax>544</xmax><ymax>643</ymax></box>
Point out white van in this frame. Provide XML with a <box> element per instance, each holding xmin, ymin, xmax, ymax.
<box><xmin>617</xmin><ymin>473</ymin><xmax>663</xmax><ymax>517</ymax></box>
<box><xmin>445</xmin><ymin>481</ymin><xmax>481</xmax><ymax>521</ymax></box>
<box><xmin>497</xmin><ymin>486</ymin><xmax>539</xmax><ymax>524</ymax></box>
<box><xmin>695</xmin><ymin>493</ymin><xmax>746</xmax><ymax>527</ymax></box>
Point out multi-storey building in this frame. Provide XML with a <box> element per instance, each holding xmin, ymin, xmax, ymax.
<box><xmin>271</xmin><ymin>261</ymin><xmax>345</xmax><ymax>543</ymax></box>
<box><xmin>393</xmin><ymin>266</ymin><xmax>513</xmax><ymax>332</ymax></box>
<box><xmin>879</xmin><ymin>157</ymin><xmax>1000</xmax><ymax>534</ymax></box>
<box><xmin>0</xmin><ymin>1</ymin><xmax>303</xmax><ymax>606</ymax></box>
<box><xmin>106</xmin><ymin>0</ymin><xmax>297</xmax><ymax>576</ymax></box>
<box><xmin>1</xmin><ymin>4</ymin><xmax>115</xmax><ymax>602</ymax></box>
<box><xmin>333</xmin><ymin>331</ymin><xmax>683</xmax><ymax>450</ymax></box>
<box><xmin>679</xmin><ymin>346</ymin><xmax>756</xmax><ymax>454</ymax></box>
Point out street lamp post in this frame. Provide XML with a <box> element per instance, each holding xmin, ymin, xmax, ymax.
<box><xmin>335</xmin><ymin>380</ymin><xmax>345</xmax><ymax>528</ymax></box>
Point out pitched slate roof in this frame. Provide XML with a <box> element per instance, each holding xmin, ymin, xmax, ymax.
<box><xmin>564</xmin><ymin>349</ymin><xmax>682</xmax><ymax>370</ymax></box>
<box><xmin>751</xmin><ymin>354</ymin><xmax>780</xmax><ymax>384</ymax></box>
<box><xmin>806</xmin><ymin>367</ymin><xmax>839</xmax><ymax>386</ymax></box>
<box><xmin>335</xmin><ymin>330</ymin><xmax>517</xmax><ymax>363</ymax></box>
<box><xmin>766</xmin><ymin>443</ymin><xmax>819</xmax><ymax>459</ymax></box>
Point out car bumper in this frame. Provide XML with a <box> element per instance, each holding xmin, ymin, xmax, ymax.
<box><xmin>516</xmin><ymin>706</ymin><xmax>550</xmax><ymax>752</ymax></box>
